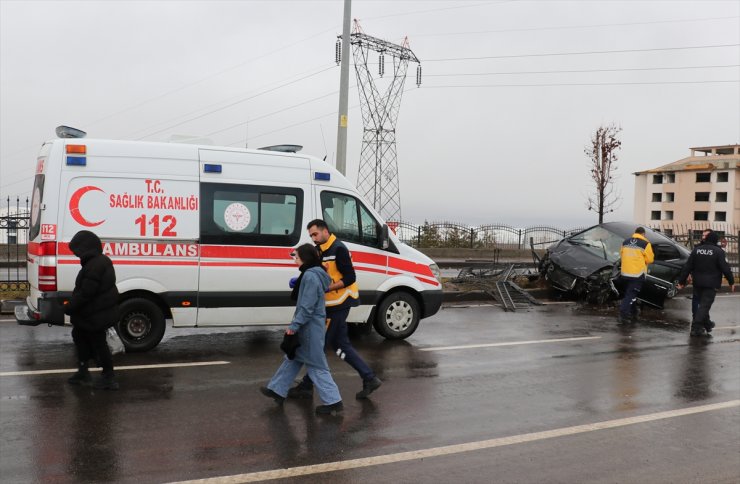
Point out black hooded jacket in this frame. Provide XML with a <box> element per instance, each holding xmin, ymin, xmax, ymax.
<box><xmin>64</xmin><ymin>231</ymin><xmax>119</xmax><ymax>331</ymax></box>
<box><xmin>677</xmin><ymin>236</ymin><xmax>735</xmax><ymax>289</ymax></box>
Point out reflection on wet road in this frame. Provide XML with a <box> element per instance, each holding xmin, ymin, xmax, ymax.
<box><xmin>0</xmin><ymin>294</ymin><xmax>738</xmax><ymax>483</ymax></box>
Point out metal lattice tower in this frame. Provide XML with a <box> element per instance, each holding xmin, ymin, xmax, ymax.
<box><xmin>345</xmin><ymin>23</ymin><xmax>420</xmax><ymax>222</ymax></box>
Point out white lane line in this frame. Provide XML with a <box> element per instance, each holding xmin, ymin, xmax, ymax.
<box><xmin>715</xmin><ymin>325</ymin><xmax>740</xmax><ymax>330</ymax></box>
<box><xmin>169</xmin><ymin>400</ymin><xmax>740</xmax><ymax>484</ymax></box>
<box><xmin>0</xmin><ymin>361</ymin><xmax>230</xmax><ymax>377</ymax></box>
<box><xmin>420</xmin><ymin>336</ymin><xmax>601</xmax><ymax>352</ymax></box>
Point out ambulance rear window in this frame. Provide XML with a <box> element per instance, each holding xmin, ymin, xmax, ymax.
<box><xmin>28</xmin><ymin>174</ymin><xmax>45</xmax><ymax>240</ymax></box>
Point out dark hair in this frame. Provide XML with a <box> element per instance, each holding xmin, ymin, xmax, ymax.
<box><xmin>704</xmin><ymin>230</ymin><xmax>719</xmax><ymax>245</ymax></box>
<box><xmin>295</xmin><ymin>243</ymin><xmax>321</xmax><ymax>266</ymax></box>
<box><xmin>634</xmin><ymin>227</ymin><xmax>645</xmax><ymax>235</ymax></box>
<box><xmin>306</xmin><ymin>218</ymin><xmax>329</xmax><ymax>232</ymax></box>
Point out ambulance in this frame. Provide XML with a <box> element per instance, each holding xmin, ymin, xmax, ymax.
<box><xmin>15</xmin><ymin>127</ymin><xmax>443</xmax><ymax>351</ymax></box>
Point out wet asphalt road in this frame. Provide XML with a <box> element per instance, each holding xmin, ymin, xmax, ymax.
<box><xmin>1</xmin><ymin>295</ymin><xmax>739</xmax><ymax>484</ymax></box>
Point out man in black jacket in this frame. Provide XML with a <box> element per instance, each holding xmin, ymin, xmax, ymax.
<box><xmin>677</xmin><ymin>230</ymin><xmax>735</xmax><ymax>336</ymax></box>
<box><xmin>64</xmin><ymin>230</ymin><xmax>120</xmax><ymax>389</ymax></box>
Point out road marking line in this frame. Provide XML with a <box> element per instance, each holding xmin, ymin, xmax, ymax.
<box><xmin>0</xmin><ymin>361</ymin><xmax>230</xmax><ymax>377</ymax></box>
<box><xmin>715</xmin><ymin>325</ymin><xmax>740</xmax><ymax>330</ymax></box>
<box><xmin>169</xmin><ymin>400</ymin><xmax>740</xmax><ymax>484</ymax></box>
<box><xmin>421</xmin><ymin>336</ymin><xmax>601</xmax><ymax>352</ymax></box>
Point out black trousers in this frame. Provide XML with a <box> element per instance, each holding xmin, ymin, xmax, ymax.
<box><xmin>71</xmin><ymin>327</ymin><xmax>114</xmax><ymax>375</ymax></box>
<box><xmin>692</xmin><ymin>287</ymin><xmax>717</xmax><ymax>328</ymax></box>
<box><xmin>302</xmin><ymin>307</ymin><xmax>375</xmax><ymax>387</ymax></box>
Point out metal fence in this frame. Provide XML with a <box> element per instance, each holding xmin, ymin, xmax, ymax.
<box><xmin>2</xmin><ymin>201</ymin><xmax>738</xmax><ymax>292</ymax></box>
<box><xmin>392</xmin><ymin>221</ymin><xmax>588</xmax><ymax>249</ymax></box>
<box><xmin>1</xmin><ymin>197</ymin><xmax>30</xmax><ymax>292</ymax></box>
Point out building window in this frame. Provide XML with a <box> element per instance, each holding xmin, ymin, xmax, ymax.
<box><xmin>694</xmin><ymin>211</ymin><xmax>709</xmax><ymax>221</ymax></box>
<box><xmin>666</xmin><ymin>173</ymin><xmax>675</xmax><ymax>183</ymax></box>
<box><xmin>717</xmin><ymin>172</ymin><xmax>728</xmax><ymax>182</ymax></box>
<box><xmin>716</xmin><ymin>192</ymin><xmax>727</xmax><ymax>202</ymax></box>
<box><xmin>696</xmin><ymin>172</ymin><xmax>711</xmax><ymax>183</ymax></box>
<box><xmin>651</xmin><ymin>193</ymin><xmax>662</xmax><ymax>202</ymax></box>
<box><xmin>650</xmin><ymin>211</ymin><xmax>661</xmax><ymax>220</ymax></box>
<box><xmin>714</xmin><ymin>211</ymin><xmax>726</xmax><ymax>222</ymax></box>
<box><xmin>652</xmin><ymin>174</ymin><xmax>663</xmax><ymax>184</ymax></box>
<box><xmin>695</xmin><ymin>192</ymin><xmax>710</xmax><ymax>202</ymax></box>
<box><xmin>665</xmin><ymin>211</ymin><xmax>673</xmax><ymax>220</ymax></box>
<box><xmin>665</xmin><ymin>192</ymin><xmax>675</xmax><ymax>202</ymax></box>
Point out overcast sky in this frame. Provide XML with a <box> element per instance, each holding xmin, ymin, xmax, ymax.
<box><xmin>1</xmin><ymin>0</ymin><xmax>738</xmax><ymax>227</ymax></box>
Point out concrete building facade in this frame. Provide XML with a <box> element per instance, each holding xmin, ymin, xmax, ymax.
<box><xmin>633</xmin><ymin>144</ymin><xmax>739</xmax><ymax>235</ymax></box>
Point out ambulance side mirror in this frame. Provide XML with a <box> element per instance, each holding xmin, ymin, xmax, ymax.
<box><xmin>380</xmin><ymin>224</ymin><xmax>390</xmax><ymax>250</ymax></box>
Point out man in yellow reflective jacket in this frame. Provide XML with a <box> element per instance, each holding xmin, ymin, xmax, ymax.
<box><xmin>618</xmin><ymin>227</ymin><xmax>654</xmax><ymax>323</ymax></box>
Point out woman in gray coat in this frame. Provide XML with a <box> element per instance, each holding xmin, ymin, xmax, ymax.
<box><xmin>260</xmin><ymin>244</ymin><xmax>343</xmax><ymax>415</ymax></box>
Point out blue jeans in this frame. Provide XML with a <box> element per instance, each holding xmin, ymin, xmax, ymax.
<box><xmin>619</xmin><ymin>275</ymin><xmax>644</xmax><ymax>318</ymax></box>
<box><xmin>267</xmin><ymin>357</ymin><xmax>341</xmax><ymax>405</ymax></box>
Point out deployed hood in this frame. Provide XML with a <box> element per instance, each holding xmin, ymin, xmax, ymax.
<box><xmin>69</xmin><ymin>230</ymin><xmax>103</xmax><ymax>262</ymax></box>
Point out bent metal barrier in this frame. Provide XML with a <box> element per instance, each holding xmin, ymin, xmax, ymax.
<box><xmin>1</xmin><ymin>197</ymin><xmax>30</xmax><ymax>293</ymax></box>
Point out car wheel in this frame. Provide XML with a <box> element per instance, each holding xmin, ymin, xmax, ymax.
<box><xmin>373</xmin><ymin>292</ymin><xmax>420</xmax><ymax>340</ymax></box>
<box><xmin>116</xmin><ymin>298</ymin><xmax>166</xmax><ymax>352</ymax></box>
<box><xmin>666</xmin><ymin>279</ymin><xmax>680</xmax><ymax>299</ymax></box>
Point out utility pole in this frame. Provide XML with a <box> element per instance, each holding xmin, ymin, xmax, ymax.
<box><xmin>335</xmin><ymin>0</ymin><xmax>351</xmax><ymax>175</ymax></box>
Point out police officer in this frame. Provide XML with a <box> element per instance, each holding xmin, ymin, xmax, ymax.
<box><xmin>677</xmin><ymin>230</ymin><xmax>735</xmax><ymax>336</ymax></box>
<box><xmin>288</xmin><ymin>219</ymin><xmax>382</xmax><ymax>400</ymax></box>
<box><xmin>618</xmin><ymin>227</ymin><xmax>654</xmax><ymax>323</ymax></box>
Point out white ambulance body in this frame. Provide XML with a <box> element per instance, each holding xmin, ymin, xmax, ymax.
<box><xmin>16</xmin><ymin>133</ymin><xmax>443</xmax><ymax>351</ymax></box>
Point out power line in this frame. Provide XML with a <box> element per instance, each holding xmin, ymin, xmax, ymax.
<box><xmin>424</xmin><ymin>64</ymin><xmax>740</xmax><ymax>77</ymax></box>
<box><xmin>83</xmin><ymin>27</ymin><xmax>339</xmax><ymax>130</ymax></box>
<box><xmin>412</xmin><ymin>15</ymin><xmax>740</xmax><ymax>38</ymax></box>
<box><xmin>421</xmin><ymin>79</ymin><xmax>739</xmax><ymax>88</ymax></box>
<box><xmin>135</xmin><ymin>65</ymin><xmax>337</xmax><ymax>140</ymax></box>
<box><xmin>362</xmin><ymin>0</ymin><xmax>513</xmax><ymax>21</ymax></box>
<box><xmin>425</xmin><ymin>44</ymin><xmax>740</xmax><ymax>62</ymax></box>
<box><xmin>203</xmin><ymin>89</ymin><xmax>347</xmax><ymax>139</ymax></box>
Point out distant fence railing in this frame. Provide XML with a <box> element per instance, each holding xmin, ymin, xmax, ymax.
<box><xmin>1</xmin><ymin>196</ymin><xmax>30</xmax><ymax>292</ymax></box>
<box><xmin>2</xmin><ymin>195</ymin><xmax>738</xmax><ymax>291</ymax></box>
<box><xmin>391</xmin><ymin>221</ymin><xmax>589</xmax><ymax>249</ymax></box>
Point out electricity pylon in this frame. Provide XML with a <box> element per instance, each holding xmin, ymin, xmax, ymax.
<box><xmin>342</xmin><ymin>21</ymin><xmax>421</xmax><ymax>222</ymax></box>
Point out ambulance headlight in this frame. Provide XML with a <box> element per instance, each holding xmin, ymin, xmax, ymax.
<box><xmin>429</xmin><ymin>263</ymin><xmax>441</xmax><ymax>281</ymax></box>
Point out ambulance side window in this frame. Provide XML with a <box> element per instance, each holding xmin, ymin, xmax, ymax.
<box><xmin>28</xmin><ymin>174</ymin><xmax>45</xmax><ymax>240</ymax></box>
<box><xmin>320</xmin><ymin>191</ymin><xmax>380</xmax><ymax>248</ymax></box>
<box><xmin>200</xmin><ymin>183</ymin><xmax>302</xmax><ymax>246</ymax></box>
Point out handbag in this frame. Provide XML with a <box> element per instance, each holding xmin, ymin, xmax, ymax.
<box><xmin>106</xmin><ymin>327</ymin><xmax>126</xmax><ymax>355</ymax></box>
<box><xmin>280</xmin><ymin>332</ymin><xmax>300</xmax><ymax>360</ymax></box>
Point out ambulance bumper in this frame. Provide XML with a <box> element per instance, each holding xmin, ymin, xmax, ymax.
<box><xmin>15</xmin><ymin>295</ymin><xmax>66</xmax><ymax>326</ymax></box>
<box><xmin>421</xmin><ymin>289</ymin><xmax>443</xmax><ymax>318</ymax></box>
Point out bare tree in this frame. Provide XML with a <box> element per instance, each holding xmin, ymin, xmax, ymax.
<box><xmin>585</xmin><ymin>124</ymin><xmax>622</xmax><ymax>223</ymax></box>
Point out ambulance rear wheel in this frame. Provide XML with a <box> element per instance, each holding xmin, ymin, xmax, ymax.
<box><xmin>116</xmin><ymin>298</ymin><xmax>166</xmax><ymax>352</ymax></box>
<box><xmin>373</xmin><ymin>292</ymin><xmax>420</xmax><ymax>340</ymax></box>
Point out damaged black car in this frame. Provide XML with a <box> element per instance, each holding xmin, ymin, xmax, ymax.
<box><xmin>538</xmin><ymin>222</ymin><xmax>690</xmax><ymax>308</ymax></box>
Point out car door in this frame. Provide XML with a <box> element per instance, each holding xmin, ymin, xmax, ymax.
<box><xmin>639</xmin><ymin>243</ymin><xmax>684</xmax><ymax>308</ymax></box>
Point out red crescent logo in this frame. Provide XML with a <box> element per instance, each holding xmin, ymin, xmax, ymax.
<box><xmin>69</xmin><ymin>186</ymin><xmax>105</xmax><ymax>227</ymax></box>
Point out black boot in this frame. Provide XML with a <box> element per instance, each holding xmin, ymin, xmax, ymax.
<box><xmin>93</xmin><ymin>372</ymin><xmax>119</xmax><ymax>390</ymax></box>
<box><xmin>355</xmin><ymin>376</ymin><xmax>382</xmax><ymax>399</ymax></box>
<box><xmin>67</xmin><ymin>364</ymin><xmax>91</xmax><ymax>385</ymax></box>
<box><xmin>287</xmin><ymin>380</ymin><xmax>314</xmax><ymax>399</ymax></box>
<box><xmin>260</xmin><ymin>386</ymin><xmax>285</xmax><ymax>405</ymax></box>
<box><xmin>315</xmin><ymin>401</ymin><xmax>343</xmax><ymax>415</ymax></box>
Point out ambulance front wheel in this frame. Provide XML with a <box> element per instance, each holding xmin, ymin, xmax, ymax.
<box><xmin>373</xmin><ymin>292</ymin><xmax>420</xmax><ymax>339</ymax></box>
<box><xmin>116</xmin><ymin>298</ymin><xmax>166</xmax><ymax>352</ymax></box>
